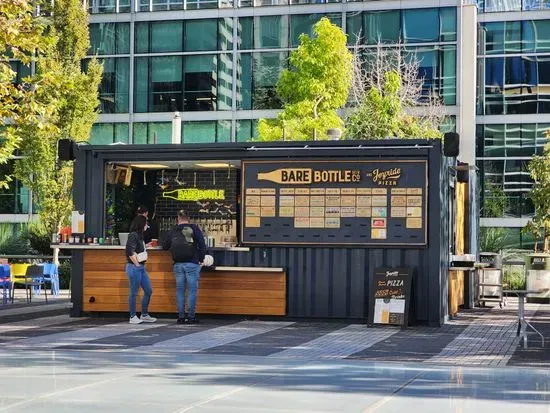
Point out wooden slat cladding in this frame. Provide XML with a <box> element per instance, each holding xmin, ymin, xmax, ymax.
<box><xmin>82</xmin><ymin>250</ymin><xmax>286</xmax><ymax>316</ymax></box>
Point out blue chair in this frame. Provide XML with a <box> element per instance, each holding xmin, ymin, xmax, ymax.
<box><xmin>0</xmin><ymin>266</ymin><xmax>12</xmax><ymax>306</ymax></box>
<box><xmin>42</xmin><ymin>263</ymin><xmax>60</xmax><ymax>296</ymax></box>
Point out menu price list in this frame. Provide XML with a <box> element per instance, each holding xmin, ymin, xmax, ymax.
<box><xmin>244</xmin><ymin>186</ymin><xmax>424</xmax><ymax>241</ymax></box>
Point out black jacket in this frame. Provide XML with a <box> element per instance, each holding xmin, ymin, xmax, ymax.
<box><xmin>125</xmin><ymin>232</ymin><xmax>145</xmax><ymax>264</ymax></box>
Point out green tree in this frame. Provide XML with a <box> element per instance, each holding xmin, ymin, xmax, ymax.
<box><xmin>523</xmin><ymin>137</ymin><xmax>550</xmax><ymax>252</ymax></box>
<box><xmin>258</xmin><ymin>18</ymin><xmax>352</xmax><ymax>141</ymax></box>
<box><xmin>345</xmin><ymin>70</ymin><xmax>442</xmax><ymax>140</ymax></box>
<box><xmin>14</xmin><ymin>0</ymin><xmax>102</xmax><ymax>263</ymax></box>
<box><xmin>0</xmin><ymin>0</ymin><xmax>54</xmax><ymax>186</ymax></box>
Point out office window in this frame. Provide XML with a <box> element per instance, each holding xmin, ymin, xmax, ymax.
<box><xmin>186</xmin><ymin>0</ymin><xmax>218</xmax><ymax>10</ymax></box>
<box><xmin>118</xmin><ymin>0</ymin><xmax>130</xmax><ymax>12</ymax></box>
<box><xmin>237</xmin><ymin>53</ymin><xmax>252</xmax><ymax>110</ymax></box>
<box><xmin>236</xmin><ymin>119</ymin><xmax>259</xmax><ymax>142</ymax></box>
<box><xmin>346</xmin><ymin>12</ymin><xmax>363</xmax><ymax>46</ymax></box>
<box><xmin>255</xmin><ymin>16</ymin><xmax>289</xmax><ymax>49</ymax></box>
<box><xmin>135</xmin><ymin>23</ymin><xmax>149</xmax><ymax>54</ymax></box>
<box><xmin>219</xmin><ymin>18</ymin><xmax>234</xmax><ymax>51</ymax></box>
<box><xmin>238</xmin><ymin>18</ymin><xmax>253</xmax><ymax>50</ymax></box>
<box><xmin>185</xmin><ymin>20</ymin><xmax>217</xmax><ymax>51</ymax></box>
<box><xmin>97</xmin><ymin>57</ymin><xmax>129</xmax><ymax>113</ymax></box>
<box><xmin>236</xmin><ymin>120</ymin><xmax>252</xmax><ymax>142</ymax></box>
<box><xmin>524</xmin><ymin>0</ymin><xmax>550</xmax><ymax>10</ymax></box>
<box><xmin>90</xmin><ymin>123</ymin><xmax>129</xmax><ymax>144</ymax></box>
<box><xmin>523</xmin><ymin>20</ymin><xmax>550</xmax><ymax>53</ymax></box>
<box><xmin>89</xmin><ymin>23</ymin><xmax>129</xmax><ymax>55</ymax></box>
<box><xmin>483</xmin><ymin>0</ymin><xmax>522</xmax><ymax>12</ymax></box>
<box><xmin>134</xmin><ymin>57</ymin><xmax>148</xmax><ymax>113</ymax></box>
<box><xmin>0</xmin><ymin>161</ymin><xmax>29</xmax><ymax>214</ymax></box>
<box><xmin>88</xmin><ymin>0</ymin><xmax>116</xmax><ymax>14</ymax></box>
<box><xmin>184</xmin><ymin>55</ymin><xmax>217</xmax><ymax>111</ymax></box>
<box><xmin>138</xmin><ymin>0</ymin><xmax>149</xmax><ymax>11</ymax></box>
<box><xmin>403</xmin><ymin>9</ymin><xmax>439</xmax><ymax>43</ymax></box>
<box><xmin>483</xmin><ymin>22</ymin><xmax>505</xmax><ymax>55</ymax></box>
<box><xmin>217</xmin><ymin>54</ymin><xmax>233</xmax><ymax>111</ymax></box>
<box><xmin>151</xmin><ymin>56</ymin><xmax>183</xmax><ymax>112</ymax></box>
<box><xmin>253</xmin><ymin>52</ymin><xmax>286</xmax><ymax>109</ymax></box>
<box><xmin>364</xmin><ymin>10</ymin><xmax>400</xmax><ymax>44</ymax></box>
<box><xmin>440</xmin><ymin>8</ymin><xmax>456</xmax><ymax>42</ymax></box>
<box><xmin>151</xmin><ymin>21</ymin><xmax>183</xmax><ymax>53</ymax></box>
<box><xmin>441</xmin><ymin>46</ymin><xmax>457</xmax><ymax>105</ymax></box>
<box><xmin>402</xmin><ymin>46</ymin><xmax>457</xmax><ymax>105</ymax></box>
<box><xmin>8</xmin><ymin>61</ymin><xmax>31</xmax><ymax>84</ymax></box>
<box><xmin>289</xmin><ymin>14</ymin><xmax>341</xmax><ymax>47</ymax></box>
<box><xmin>152</xmin><ymin>0</ymin><xmax>184</xmax><ymax>11</ymax></box>
<box><xmin>218</xmin><ymin>120</ymin><xmax>232</xmax><ymax>142</ymax></box>
<box><xmin>133</xmin><ymin>122</ymin><xmax>172</xmax><ymax>144</ymax></box>
<box><xmin>183</xmin><ymin>121</ymin><xmax>217</xmax><ymax>143</ymax></box>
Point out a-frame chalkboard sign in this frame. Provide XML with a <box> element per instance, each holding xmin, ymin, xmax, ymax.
<box><xmin>368</xmin><ymin>267</ymin><xmax>413</xmax><ymax>327</ymax></box>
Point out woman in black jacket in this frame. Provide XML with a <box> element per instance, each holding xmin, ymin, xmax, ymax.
<box><xmin>125</xmin><ymin>215</ymin><xmax>157</xmax><ymax>324</ymax></box>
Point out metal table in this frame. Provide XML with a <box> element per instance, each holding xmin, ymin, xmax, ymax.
<box><xmin>503</xmin><ymin>289</ymin><xmax>547</xmax><ymax>348</ymax></box>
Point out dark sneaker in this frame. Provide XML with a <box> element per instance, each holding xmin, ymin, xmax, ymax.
<box><xmin>188</xmin><ymin>317</ymin><xmax>199</xmax><ymax>324</ymax></box>
<box><xmin>176</xmin><ymin>318</ymin><xmax>186</xmax><ymax>324</ymax></box>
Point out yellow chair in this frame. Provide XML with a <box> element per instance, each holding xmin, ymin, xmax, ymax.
<box><xmin>10</xmin><ymin>263</ymin><xmax>30</xmax><ymax>301</ymax></box>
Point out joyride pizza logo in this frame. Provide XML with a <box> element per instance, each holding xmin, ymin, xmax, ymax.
<box><xmin>367</xmin><ymin>168</ymin><xmax>402</xmax><ymax>186</ymax></box>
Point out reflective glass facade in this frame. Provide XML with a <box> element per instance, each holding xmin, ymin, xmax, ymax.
<box><xmin>477</xmin><ymin>16</ymin><xmax>550</xmax><ymax>229</ymax></box>
<box><xmin>87</xmin><ymin>6</ymin><xmax>458</xmax><ymax>144</ymax></box>
<box><xmin>477</xmin><ymin>0</ymin><xmax>550</xmax><ymax>12</ymax></box>
<box><xmin>479</xmin><ymin>20</ymin><xmax>550</xmax><ymax>115</ymax></box>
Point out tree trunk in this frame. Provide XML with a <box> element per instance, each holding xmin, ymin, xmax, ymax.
<box><xmin>53</xmin><ymin>247</ymin><xmax>60</xmax><ymax>266</ymax></box>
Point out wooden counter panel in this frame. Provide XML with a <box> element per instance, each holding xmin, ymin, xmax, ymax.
<box><xmin>82</xmin><ymin>302</ymin><xmax>285</xmax><ymax>315</ymax></box>
<box><xmin>81</xmin><ymin>250</ymin><xmax>286</xmax><ymax>316</ymax></box>
<box><xmin>84</xmin><ymin>287</ymin><xmax>286</xmax><ymax>299</ymax></box>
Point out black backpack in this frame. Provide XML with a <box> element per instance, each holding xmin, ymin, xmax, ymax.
<box><xmin>169</xmin><ymin>226</ymin><xmax>197</xmax><ymax>263</ymax></box>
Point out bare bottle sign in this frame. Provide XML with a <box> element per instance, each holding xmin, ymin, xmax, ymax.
<box><xmin>368</xmin><ymin>268</ymin><xmax>412</xmax><ymax>326</ymax></box>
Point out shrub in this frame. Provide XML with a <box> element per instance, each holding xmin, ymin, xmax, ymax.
<box><xmin>58</xmin><ymin>260</ymin><xmax>71</xmax><ymax>289</ymax></box>
<box><xmin>0</xmin><ymin>234</ymin><xmax>36</xmax><ymax>256</ymax></box>
<box><xmin>27</xmin><ymin>220</ymin><xmax>52</xmax><ymax>255</ymax></box>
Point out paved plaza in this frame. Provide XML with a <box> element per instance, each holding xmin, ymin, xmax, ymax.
<box><xmin>0</xmin><ymin>298</ymin><xmax>549</xmax><ymax>412</ymax></box>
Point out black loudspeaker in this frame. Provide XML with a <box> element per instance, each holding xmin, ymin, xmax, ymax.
<box><xmin>443</xmin><ymin>132</ymin><xmax>459</xmax><ymax>157</ymax></box>
<box><xmin>58</xmin><ymin>139</ymin><xmax>75</xmax><ymax>161</ymax></box>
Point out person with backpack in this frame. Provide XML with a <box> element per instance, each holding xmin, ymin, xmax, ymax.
<box><xmin>162</xmin><ymin>210</ymin><xmax>206</xmax><ymax>324</ymax></box>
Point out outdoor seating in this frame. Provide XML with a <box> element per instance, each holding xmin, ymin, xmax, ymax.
<box><xmin>24</xmin><ymin>265</ymin><xmax>47</xmax><ymax>303</ymax></box>
<box><xmin>0</xmin><ymin>266</ymin><xmax>12</xmax><ymax>306</ymax></box>
<box><xmin>10</xmin><ymin>263</ymin><xmax>30</xmax><ymax>301</ymax></box>
<box><xmin>42</xmin><ymin>263</ymin><xmax>60</xmax><ymax>296</ymax></box>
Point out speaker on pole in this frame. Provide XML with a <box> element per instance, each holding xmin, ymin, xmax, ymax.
<box><xmin>443</xmin><ymin>132</ymin><xmax>459</xmax><ymax>157</ymax></box>
<box><xmin>58</xmin><ymin>139</ymin><xmax>76</xmax><ymax>161</ymax></box>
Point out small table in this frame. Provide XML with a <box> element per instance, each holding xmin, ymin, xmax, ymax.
<box><xmin>503</xmin><ymin>289</ymin><xmax>547</xmax><ymax>348</ymax></box>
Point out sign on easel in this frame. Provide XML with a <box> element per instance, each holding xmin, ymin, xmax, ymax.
<box><xmin>368</xmin><ymin>268</ymin><xmax>412</xmax><ymax>327</ymax></box>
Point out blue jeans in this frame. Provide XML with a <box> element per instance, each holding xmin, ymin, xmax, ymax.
<box><xmin>126</xmin><ymin>264</ymin><xmax>153</xmax><ymax>318</ymax></box>
<box><xmin>174</xmin><ymin>262</ymin><xmax>201</xmax><ymax>318</ymax></box>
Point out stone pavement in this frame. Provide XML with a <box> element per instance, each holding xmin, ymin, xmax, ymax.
<box><xmin>0</xmin><ymin>297</ymin><xmax>548</xmax><ymax>368</ymax></box>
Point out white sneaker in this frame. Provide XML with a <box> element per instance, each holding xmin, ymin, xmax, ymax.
<box><xmin>140</xmin><ymin>314</ymin><xmax>157</xmax><ymax>323</ymax></box>
<box><xmin>129</xmin><ymin>315</ymin><xmax>143</xmax><ymax>324</ymax></box>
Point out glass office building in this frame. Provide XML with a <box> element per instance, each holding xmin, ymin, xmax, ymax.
<box><xmin>476</xmin><ymin>2</ymin><xmax>550</xmax><ymax>247</ymax></box>
<box><xmin>83</xmin><ymin>1</ymin><xmax>463</xmax><ymax>145</ymax></box>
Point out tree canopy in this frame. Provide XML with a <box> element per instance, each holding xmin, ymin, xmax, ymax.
<box><xmin>524</xmin><ymin>136</ymin><xmax>550</xmax><ymax>252</ymax></box>
<box><xmin>0</xmin><ymin>0</ymin><xmax>54</xmax><ymax>185</ymax></box>
<box><xmin>13</xmin><ymin>0</ymin><xmax>102</xmax><ymax>251</ymax></box>
<box><xmin>345</xmin><ymin>70</ymin><xmax>442</xmax><ymax>140</ymax></box>
<box><xmin>258</xmin><ymin>18</ymin><xmax>352</xmax><ymax>141</ymax></box>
